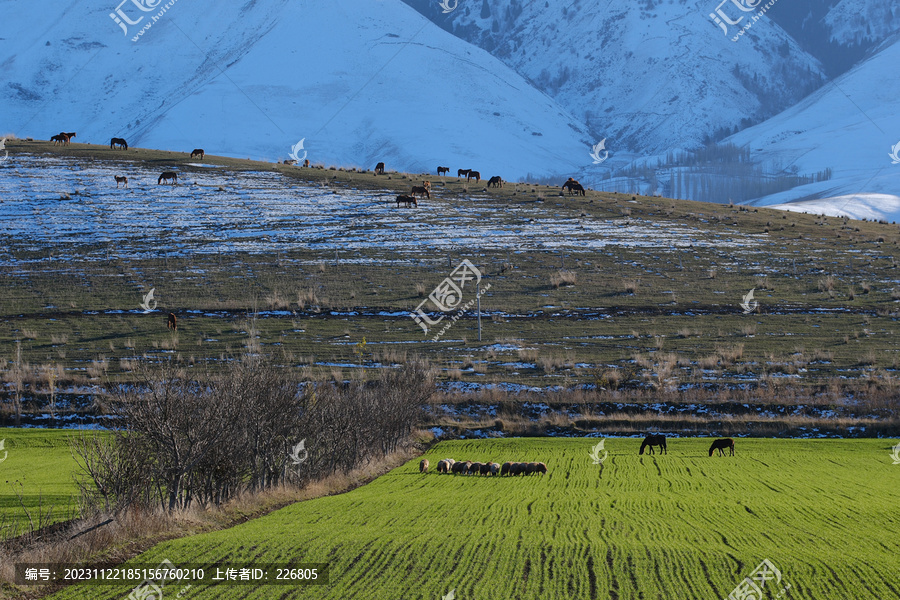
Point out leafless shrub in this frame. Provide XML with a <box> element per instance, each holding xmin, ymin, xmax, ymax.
<box><xmin>74</xmin><ymin>359</ymin><xmax>434</xmax><ymax>516</ymax></box>
<box><xmin>297</xmin><ymin>289</ymin><xmax>319</xmax><ymax>310</ymax></box>
<box><xmin>623</xmin><ymin>279</ymin><xmax>639</xmax><ymax>295</ymax></box>
<box><xmin>550</xmin><ymin>270</ymin><xmax>576</xmax><ymax>289</ymax></box>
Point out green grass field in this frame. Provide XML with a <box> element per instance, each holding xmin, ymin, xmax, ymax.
<box><xmin>40</xmin><ymin>438</ymin><xmax>900</xmax><ymax>599</ymax></box>
<box><xmin>0</xmin><ymin>429</ymin><xmax>83</xmax><ymax>540</ymax></box>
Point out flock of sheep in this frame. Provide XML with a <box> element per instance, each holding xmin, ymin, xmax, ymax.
<box><xmin>419</xmin><ymin>458</ymin><xmax>548</xmax><ymax>476</ymax></box>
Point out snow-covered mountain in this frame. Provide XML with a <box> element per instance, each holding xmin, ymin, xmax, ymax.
<box><xmin>2</xmin><ymin>0</ymin><xmax>898</xmax><ymax>220</ymax></box>
<box><xmin>825</xmin><ymin>0</ymin><xmax>900</xmax><ymax>45</ymax></box>
<box><xmin>402</xmin><ymin>0</ymin><xmax>826</xmax><ymax>153</ymax></box>
<box><xmin>0</xmin><ymin>0</ymin><xmax>591</xmax><ymax>178</ymax></box>
<box><xmin>723</xmin><ymin>35</ymin><xmax>900</xmax><ymax>214</ymax></box>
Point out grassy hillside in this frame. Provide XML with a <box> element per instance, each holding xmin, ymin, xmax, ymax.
<box><xmin>40</xmin><ymin>438</ymin><xmax>900</xmax><ymax>599</ymax></box>
<box><xmin>0</xmin><ymin>429</ymin><xmax>83</xmax><ymax>540</ymax></box>
<box><xmin>1</xmin><ymin>140</ymin><xmax>899</xmax><ymax>434</ymax></box>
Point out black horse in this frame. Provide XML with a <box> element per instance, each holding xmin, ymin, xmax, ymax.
<box><xmin>639</xmin><ymin>434</ymin><xmax>667</xmax><ymax>455</ymax></box>
<box><xmin>709</xmin><ymin>438</ymin><xmax>735</xmax><ymax>457</ymax></box>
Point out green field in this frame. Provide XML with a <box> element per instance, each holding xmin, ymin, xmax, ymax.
<box><xmin>40</xmin><ymin>438</ymin><xmax>900</xmax><ymax>599</ymax></box>
<box><xmin>0</xmin><ymin>429</ymin><xmax>83</xmax><ymax>540</ymax></box>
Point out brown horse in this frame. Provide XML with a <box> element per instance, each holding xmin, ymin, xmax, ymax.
<box><xmin>190</xmin><ymin>148</ymin><xmax>204</xmax><ymax>159</ymax></box>
<box><xmin>51</xmin><ymin>134</ymin><xmax>67</xmax><ymax>145</ymax></box>
<box><xmin>410</xmin><ymin>186</ymin><xmax>431</xmax><ymax>199</ymax></box>
<box><xmin>158</xmin><ymin>171</ymin><xmax>178</xmax><ymax>185</ymax></box>
<box><xmin>374</xmin><ymin>162</ymin><xmax>385</xmax><ymax>175</ymax></box>
<box><xmin>569</xmin><ymin>183</ymin><xmax>586</xmax><ymax>196</ymax></box>
<box><xmin>487</xmin><ymin>176</ymin><xmax>502</xmax><ymax>188</ymax></box>
<box><xmin>61</xmin><ymin>132</ymin><xmax>76</xmax><ymax>145</ymax></box>
<box><xmin>437</xmin><ymin>166</ymin><xmax>449</xmax><ymax>176</ymax></box>
<box><xmin>639</xmin><ymin>434</ymin><xmax>667</xmax><ymax>455</ymax></box>
<box><xmin>396</xmin><ymin>194</ymin><xmax>417</xmax><ymax>208</ymax></box>
<box><xmin>562</xmin><ymin>178</ymin><xmax>585</xmax><ymax>195</ymax></box>
<box><xmin>110</xmin><ymin>137</ymin><xmax>128</xmax><ymax>150</ymax></box>
<box><xmin>467</xmin><ymin>170</ymin><xmax>481</xmax><ymax>183</ymax></box>
<box><xmin>167</xmin><ymin>313</ymin><xmax>177</xmax><ymax>330</ymax></box>
<box><xmin>709</xmin><ymin>438</ymin><xmax>735</xmax><ymax>457</ymax></box>
<box><xmin>457</xmin><ymin>168</ymin><xmax>470</xmax><ymax>178</ymax></box>
<box><xmin>419</xmin><ymin>459</ymin><xmax>429</xmax><ymax>473</ymax></box>
<box><xmin>303</xmin><ymin>159</ymin><xmax>310</xmax><ymax>167</ymax></box>
<box><xmin>114</xmin><ymin>175</ymin><xmax>128</xmax><ymax>188</ymax></box>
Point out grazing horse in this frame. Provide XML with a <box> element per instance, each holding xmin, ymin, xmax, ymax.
<box><xmin>569</xmin><ymin>182</ymin><xmax>586</xmax><ymax>196</ymax></box>
<box><xmin>457</xmin><ymin>168</ymin><xmax>470</xmax><ymax>178</ymax></box>
<box><xmin>437</xmin><ymin>166</ymin><xmax>449</xmax><ymax>176</ymax></box>
<box><xmin>709</xmin><ymin>438</ymin><xmax>735</xmax><ymax>457</ymax></box>
<box><xmin>303</xmin><ymin>159</ymin><xmax>310</xmax><ymax>167</ymax></box>
<box><xmin>500</xmin><ymin>462</ymin><xmax>512</xmax><ymax>476</ymax></box>
<box><xmin>374</xmin><ymin>162</ymin><xmax>385</xmax><ymax>175</ymax></box>
<box><xmin>158</xmin><ymin>171</ymin><xmax>178</xmax><ymax>185</ymax></box>
<box><xmin>396</xmin><ymin>194</ymin><xmax>417</xmax><ymax>208</ymax></box>
<box><xmin>562</xmin><ymin>178</ymin><xmax>585</xmax><ymax>195</ymax></box>
<box><xmin>639</xmin><ymin>434</ymin><xmax>667</xmax><ymax>455</ymax></box>
<box><xmin>110</xmin><ymin>137</ymin><xmax>128</xmax><ymax>150</ymax></box>
<box><xmin>51</xmin><ymin>134</ymin><xmax>67</xmax><ymax>145</ymax></box>
<box><xmin>436</xmin><ymin>459</ymin><xmax>451</xmax><ymax>474</ymax></box>
<box><xmin>167</xmin><ymin>313</ymin><xmax>177</xmax><ymax>330</ymax></box>
<box><xmin>419</xmin><ymin>459</ymin><xmax>429</xmax><ymax>473</ymax></box>
<box><xmin>191</xmin><ymin>148</ymin><xmax>204</xmax><ymax>159</ymax></box>
<box><xmin>487</xmin><ymin>176</ymin><xmax>502</xmax><ymax>188</ymax></box>
<box><xmin>467</xmin><ymin>170</ymin><xmax>481</xmax><ymax>183</ymax></box>
<box><xmin>114</xmin><ymin>175</ymin><xmax>128</xmax><ymax>188</ymax></box>
<box><xmin>410</xmin><ymin>186</ymin><xmax>430</xmax><ymax>199</ymax></box>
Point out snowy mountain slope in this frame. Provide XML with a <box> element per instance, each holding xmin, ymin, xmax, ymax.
<box><xmin>769</xmin><ymin>194</ymin><xmax>900</xmax><ymax>221</ymax></box>
<box><xmin>402</xmin><ymin>0</ymin><xmax>826</xmax><ymax>154</ymax></box>
<box><xmin>723</xmin><ymin>36</ymin><xmax>900</xmax><ymax>214</ymax></box>
<box><xmin>825</xmin><ymin>0</ymin><xmax>900</xmax><ymax>45</ymax></box>
<box><xmin>0</xmin><ymin>0</ymin><xmax>591</xmax><ymax>178</ymax></box>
